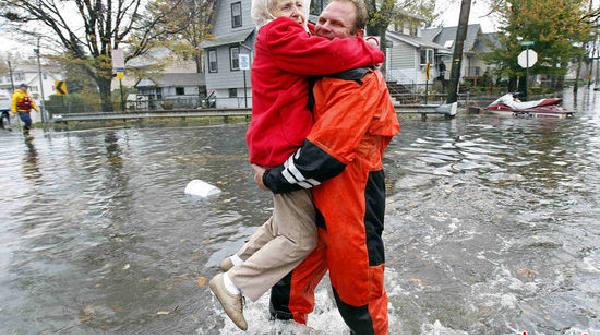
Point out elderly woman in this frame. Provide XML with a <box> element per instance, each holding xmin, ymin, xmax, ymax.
<box><xmin>208</xmin><ymin>0</ymin><xmax>383</xmax><ymax>330</ymax></box>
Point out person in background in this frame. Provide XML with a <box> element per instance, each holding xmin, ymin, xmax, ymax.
<box><xmin>11</xmin><ymin>84</ymin><xmax>39</xmax><ymax>135</ymax></box>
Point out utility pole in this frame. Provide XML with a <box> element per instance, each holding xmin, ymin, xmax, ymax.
<box><xmin>446</xmin><ymin>0</ymin><xmax>472</xmax><ymax>104</ymax></box>
<box><xmin>8</xmin><ymin>60</ymin><xmax>15</xmax><ymax>92</ymax></box>
<box><xmin>35</xmin><ymin>38</ymin><xmax>47</xmax><ymax>123</ymax></box>
<box><xmin>585</xmin><ymin>0</ymin><xmax>593</xmax><ymax>87</ymax></box>
<box><xmin>596</xmin><ymin>38</ymin><xmax>600</xmax><ymax>88</ymax></box>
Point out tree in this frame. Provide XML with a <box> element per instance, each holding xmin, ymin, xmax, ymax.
<box><xmin>150</xmin><ymin>0</ymin><xmax>214</xmax><ymax>74</ymax></box>
<box><xmin>0</xmin><ymin>61</ymin><xmax>8</xmax><ymax>76</ymax></box>
<box><xmin>147</xmin><ymin>0</ymin><xmax>215</xmax><ymax>98</ymax></box>
<box><xmin>0</xmin><ymin>0</ymin><xmax>187</xmax><ymax>112</ymax></box>
<box><xmin>483</xmin><ymin>0</ymin><xmax>599</xmax><ymax>91</ymax></box>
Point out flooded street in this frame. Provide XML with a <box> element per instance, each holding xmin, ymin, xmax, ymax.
<box><xmin>1</xmin><ymin>88</ymin><xmax>599</xmax><ymax>335</ymax></box>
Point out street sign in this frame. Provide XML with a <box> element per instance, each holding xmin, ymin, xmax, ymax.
<box><xmin>55</xmin><ymin>80</ymin><xmax>68</xmax><ymax>96</ymax></box>
<box><xmin>519</xmin><ymin>41</ymin><xmax>535</xmax><ymax>47</ymax></box>
<box><xmin>117</xmin><ymin>72</ymin><xmax>124</xmax><ymax>79</ymax></box>
<box><xmin>239</xmin><ymin>54</ymin><xmax>250</xmax><ymax>71</ymax></box>
<box><xmin>112</xmin><ymin>49</ymin><xmax>125</xmax><ymax>69</ymax></box>
<box><xmin>518</xmin><ymin>50</ymin><xmax>538</xmax><ymax>68</ymax></box>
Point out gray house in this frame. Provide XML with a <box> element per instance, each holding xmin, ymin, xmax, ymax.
<box><xmin>202</xmin><ymin>0</ymin><xmax>255</xmax><ymax>108</ymax></box>
<box><xmin>123</xmin><ymin>47</ymin><xmax>207</xmax><ymax>109</ymax></box>
<box><xmin>421</xmin><ymin>24</ymin><xmax>500</xmax><ymax>84</ymax></box>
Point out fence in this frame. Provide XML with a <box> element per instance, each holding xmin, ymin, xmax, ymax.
<box><xmin>44</xmin><ymin>95</ymin><xmax>254</xmax><ymax>115</ymax></box>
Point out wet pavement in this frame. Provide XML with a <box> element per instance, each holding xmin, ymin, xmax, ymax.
<box><xmin>0</xmin><ymin>88</ymin><xmax>599</xmax><ymax>334</ymax></box>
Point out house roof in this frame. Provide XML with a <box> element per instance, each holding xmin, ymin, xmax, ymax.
<box><xmin>421</xmin><ymin>24</ymin><xmax>482</xmax><ymax>53</ymax></box>
<box><xmin>202</xmin><ymin>28</ymin><xmax>255</xmax><ymax>48</ymax></box>
<box><xmin>136</xmin><ymin>73</ymin><xmax>205</xmax><ymax>88</ymax></box>
<box><xmin>127</xmin><ymin>47</ymin><xmax>173</xmax><ymax>68</ymax></box>
<box><xmin>474</xmin><ymin>32</ymin><xmax>502</xmax><ymax>53</ymax></box>
<box><xmin>420</xmin><ymin>27</ymin><xmax>443</xmax><ymax>43</ymax></box>
<box><xmin>386</xmin><ymin>31</ymin><xmax>451</xmax><ymax>53</ymax></box>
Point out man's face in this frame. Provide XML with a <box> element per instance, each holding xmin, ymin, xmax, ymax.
<box><xmin>272</xmin><ymin>0</ymin><xmax>305</xmax><ymax>26</ymax></box>
<box><xmin>315</xmin><ymin>1</ymin><xmax>360</xmax><ymax>40</ymax></box>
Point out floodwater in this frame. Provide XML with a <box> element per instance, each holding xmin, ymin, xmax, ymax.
<box><xmin>0</xmin><ymin>88</ymin><xmax>599</xmax><ymax>335</ymax></box>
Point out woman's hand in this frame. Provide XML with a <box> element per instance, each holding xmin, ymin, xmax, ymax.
<box><xmin>251</xmin><ymin>164</ymin><xmax>268</xmax><ymax>191</ymax></box>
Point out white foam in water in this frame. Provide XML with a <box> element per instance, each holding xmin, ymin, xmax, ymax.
<box><xmin>564</xmin><ymin>328</ymin><xmax>600</xmax><ymax>335</ymax></box>
<box><xmin>207</xmin><ymin>267</ymin><xmax>482</xmax><ymax>334</ymax></box>
<box><xmin>421</xmin><ymin>320</ymin><xmax>468</xmax><ymax>335</ymax></box>
<box><xmin>215</xmin><ymin>286</ymin><xmax>349</xmax><ymax>334</ymax></box>
<box><xmin>184</xmin><ymin>180</ymin><xmax>221</xmax><ymax>197</ymax></box>
<box><xmin>213</xmin><ymin>268</ymin><xmax>410</xmax><ymax>334</ymax></box>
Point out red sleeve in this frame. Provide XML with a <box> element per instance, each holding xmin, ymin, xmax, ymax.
<box><xmin>262</xmin><ymin>17</ymin><xmax>384</xmax><ymax>76</ymax></box>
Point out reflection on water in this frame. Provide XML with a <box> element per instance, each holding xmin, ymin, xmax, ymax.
<box><xmin>22</xmin><ymin>139</ymin><xmax>41</xmax><ymax>182</ymax></box>
<box><xmin>0</xmin><ymin>89</ymin><xmax>599</xmax><ymax>334</ymax></box>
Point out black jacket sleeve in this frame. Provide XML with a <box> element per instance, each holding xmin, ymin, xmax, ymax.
<box><xmin>262</xmin><ymin>139</ymin><xmax>346</xmax><ymax>194</ymax></box>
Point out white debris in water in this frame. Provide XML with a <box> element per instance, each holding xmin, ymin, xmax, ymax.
<box><xmin>448</xmin><ymin>219</ymin><xmax>459</xmax><ymax>233</ymax></box>
<box><xmin>500</xmin><ymin>293</ymin><xmax>517</xmax><ymax>308</ymax></box>
<box><xmin>421</xmin><ymin>319</ymin><xmax>468</xmax><ymax>335</ymax></box>
<box><xmin>184</xmin><ymin>180</ymin><xmax>221</xmax><ymax>197</ymax></box>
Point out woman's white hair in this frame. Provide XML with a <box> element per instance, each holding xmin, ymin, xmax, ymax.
<box><xmin>251</xmin><ymin>0</ymin><xmax>311</xmax><ymax>29</ymax></box>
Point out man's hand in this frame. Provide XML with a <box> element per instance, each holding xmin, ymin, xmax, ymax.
<box><xmin>365</xmin><ymin>36</ymin><xmax>380</xmax><ymax>48</ymax></box>
<box><xmin>251</xmin><ymin>164</ymin><xmax>268</xmax><ymax>191</ymax></box>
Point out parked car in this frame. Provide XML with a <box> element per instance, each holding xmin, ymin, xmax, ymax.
<box><xmin>126</xmin><ymin>94</ymin><xmax>149</xmax><ymax>110</ymax></box>
<box><xmin>0</xmin><ymin>94</ymin><xmax>11</xmax><ymax>128</ymax></box>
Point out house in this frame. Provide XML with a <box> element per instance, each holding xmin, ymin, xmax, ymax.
<box><xmin>201</xmin><ymin>0</ymin><xmax>255</xmax><ymax>108</ymax></box>
<box><xmin>385</xmin><ymin>30</ymin><xmax>451</xmax><ymax>86</ymax></box>
<box><xmin>121</xmin><ymin>47</ymin><xmax>207</xmax><ymax>109</ymax></box>
<box><xmin>0</xmin><ymin>63</ymin><xmax>63</xmax><ymax>123</ymax></box>
<box><xmin>0</xmin><ymin>63</ymin><xmax>63</xmax><ymax>100</ymax></box>
<box><xmin>381</xmin><ymin>10</ymin><xmax>450</xmax><ymax>90</ymax></box>
<box><xmin>421</xmin><ymin>24</ymin><xmax>500</xmax><ymax>84</ymax></box>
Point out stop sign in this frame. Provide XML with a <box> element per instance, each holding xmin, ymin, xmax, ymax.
<box><xmin>518</xmin><ymin>50</ymin><xmax>538</xmax><ymax>68</ymax></box>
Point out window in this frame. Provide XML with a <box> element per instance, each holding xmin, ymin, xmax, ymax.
<box><xmin>43</xmin><ymin>73</ymin><xmax>47</xmax><ymax>79</ymax></box>
<box><xmin>208</xmin><ymin>49</ymin><xmax>217</xmax><ymax>73</ymax></box>
<box><xmin>31</xmin><ymin>86</ymin><xmax>38</xmax><ymax>92</ymax></box>
<box><xmin>230</xmin><ymin>47</ymin><xmax>240</xmax><ymax>71</ymax></box>
<box><xmin>176</xmin><ymin>87</ymin><xmax>184</xmax><ymax>96</ymax></box>
<box><xmin>420</xmin><ymin>49</ymin><xmax>434</xmax><ymax>65</ymax></box>
<box><xmin>198</xmin><ymin>56</ymin><xmax>205</xmax><ymax>73</ymax></box>
<box><xmin>231</xmin><ymin>2</ymin><xmax>242</xmax><ymax>28</ymax></box>
<box><xmin>14</xmin><ymin>73</ymin><xmax>24</xmax><ymax>81</ymax></box>
<box><xmin>229</xmin><ymin>88</ymin><xmax>238</xmax><ymax>98</ymax></box>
